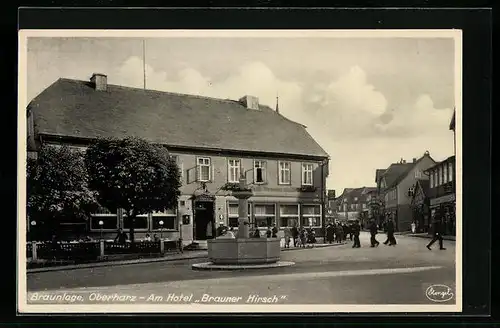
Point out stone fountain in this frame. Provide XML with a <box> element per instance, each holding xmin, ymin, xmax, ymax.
<box><xmin>192</xmin><ymin>175</ymin><xmax>295</xmax><ymax>270</ymax></box>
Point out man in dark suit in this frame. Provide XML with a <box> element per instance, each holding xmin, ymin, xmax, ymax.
<box><xmin>369</xmin><ymin>219</ymin><xmax>380</xmax><ymax>247</ymax></box>
<box><xmin>427</xmin><ymin>216</ymin><xmax>447</xmax><ymax>250</ymax></box>
<box><xmin>351</xmin><ymin>220</ymin><xmax>361</xmax><ymax>248</ymax></box>
<box><xmin>383</xmin><ymin>218</ymin><xmax>397</xmax><ymax>246</ymax></box>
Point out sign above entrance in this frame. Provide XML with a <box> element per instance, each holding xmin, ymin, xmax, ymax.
<box><xmin>191</xmin><ymin>187</ymin><xmax>216</xmax><ymax>202</ymax></box>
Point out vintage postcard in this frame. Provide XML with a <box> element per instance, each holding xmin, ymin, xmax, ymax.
<box><xmin>18</xmin><ymin>29</ymin><xmax>462</xmax><ymax>313</ymax></box>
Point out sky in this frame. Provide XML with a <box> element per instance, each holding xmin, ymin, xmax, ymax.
<box><xmin>26</xmin><ymin>34</ymin><xmax>457</xmax><ymax>193</ymax></box>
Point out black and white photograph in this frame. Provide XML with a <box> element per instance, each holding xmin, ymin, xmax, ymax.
<box><xmin>18</xmin><ymin>29</ymin><xmax>462</xmax><ymax>313</ymax></box>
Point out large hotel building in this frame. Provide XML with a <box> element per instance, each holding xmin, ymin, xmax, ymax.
<box><xmin>27</xmin><ymin>73</ymin><xmax>330</xmax><ymax>244</ymax></box>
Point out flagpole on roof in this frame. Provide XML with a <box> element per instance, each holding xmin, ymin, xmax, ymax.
<box><xmin>143</xmin><ymin>39</ymin><xmax>146</xmax><ymax>90</ymax></box>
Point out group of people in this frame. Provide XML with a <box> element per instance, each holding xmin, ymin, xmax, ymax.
<box><xmin>281</xmin><ymin>225</ymin><xmax>317</xmax><ymax>248</ymax></box>
<box><xmin>325</xmin><ymin>221</ymin><xmax>360</xmax><ymax>244</ymax></box>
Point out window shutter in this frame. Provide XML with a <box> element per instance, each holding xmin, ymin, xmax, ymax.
<box><xmin>263</xmin><ymin>161</ymin><xmax>267</xmax><ymax>183</ymax></box>
<box><xmin>252</xmin><ymin>161</ymin><xmax>256</xmax><ymax>183</ymax></box>
<box><xmin>211</xmin><ymin>164</ymin><xmax>215</xmax><ymax>182</ymax></box>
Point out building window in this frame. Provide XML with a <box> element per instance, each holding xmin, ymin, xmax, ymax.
<box><xmin>343</xmin><ymin>204</ymin><xmax>347</xmax><ymax>212</ymax></box>
<box><xmin>278</xmin><ymin>161</ymin><xmax>291</xmax><ymax>185</ymax></box>
<box><xmin>124</xmin><ymin>214</ymin><xmax>149</xmax><ymax>231</ymax></box>
<box><xmin>385</xmin><ymin>193</ymin><xmax>389</xmax><ymax>202</ymax></box>
<box><xmin>350</xmin><ymin>204</ymin><xmax>356</xmax><ymax>211</ymax></box>
<box><xmin>151</xmin><ymin>208</ymin><xmax>177</xmax><ymax>230</ymax></box>
<box><xmin>430</xmin><ymin>171</ymin><xmax>434</xmax><ymax>188</ymax></box>
<box><xmin>254</xmin><ymin>204</ymin><xmax>276</xmax><ymax>227</ymax></box>
<box><xmin>433</xmin><ymin>170</ymin><xmax>438</xmax><ymax>187</ymax></box>
<box><xmin>362</xmin><ymin>203</ymin><xmax>367</xmax><ymax>209</ymax></box>
<box><xmin>415</xmin><ymin>169</ymin><xmax>422</xmax><ymax>179</ymax></box>
<box><xmin>301</xmin><ymin>204</ymin><xmax>321</xmax><ymax>227</ymax></box>
<box><xmin>254</xmin><ymin>160</ymin><xmax>267</xmax><ymax>184</ymax></box>
<box><xmin>228</xmin><ymin>202</ymin><xmax>251</xmax><ymax>228</ymax></box>
<box><xmin>228</xmin><ymin>159</ymin><xmax>241</xmax><ymax>183</ymax></box>
<box><xmin>197</xmin><ymin>157</ymin><xmax>211</xmax><ymax>182</ymax></box>
<box><xmin>90</xmin><ymin>207</ymin><xmax>118</xmax><ymax>231</ymax></box>
<box><xmin>448</xmin><ymin>162</ymin><xmax>453</xmax><ymax>182</ymax></box>
<box><xmin>280</xmin><ymin>204</ymin><xmax>299</xmax><ymax>228</ymax></box>
<box><xmin>443</xmin><ymin>164</ymin><xmax>448</xmax><ymax>184</ymax></box>
<box><xmin>301</xmin><ymin>163</ymin><xmax>313</xmax><ymax>186</ymax></box>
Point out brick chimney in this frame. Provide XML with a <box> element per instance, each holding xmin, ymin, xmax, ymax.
<box><xmin>90</xmin><ymin>73</ymin><xmax>107</xmax><ymax>91</ymax></box>
<box><xmin>413</xmin><ymin>158</ymin><xmax>417</xmax><ymax>163</ymax></box>
<box><xmin>239</xmin><ymin>95</ymin><xmax>259</xmax><ymax>110</ymax></box>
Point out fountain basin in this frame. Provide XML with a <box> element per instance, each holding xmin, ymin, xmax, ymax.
<box><xmin>208</xmin><ymin>238</ymin><xmax>280</xmax><ymax>265</ymax></box>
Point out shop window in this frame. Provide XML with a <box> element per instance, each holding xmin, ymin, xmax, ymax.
<box><xmin>151</xmin><ymin>208</ymin><xmax>177</xmax><ymax>230</ymax></box>
<box><xmin>254</xmin><ymin>204</ymin><xmax>276</xmax><ymax>227</ymax></box>
<box><xmin>301</xmin><ymin>204</ymin><xmax>321</xmax><ymax>227</ymax></box>
<box><xmin>123</xmin><ymin>215</ymin><xmax>148</xmax><ymax>230</ymax></box>
<box><xmin>90</xmin><ymin>206</ymin><xmax>118</xmax><ymax>231</ymax></box>
<box><xmin>90</xmin><ymin>216</ymin><xmax>118</xmax><ymax>231</ymax></box>
<box><xmin>280</xmin><ymin>204</ymin><xmax>299</xmax><ymax>227</ymax></box>
<box><xmin>228</xmin><ymin>202</ymin><xmax>251</xmax><ymax>228</ymax></box>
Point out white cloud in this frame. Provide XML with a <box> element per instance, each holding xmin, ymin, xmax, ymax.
<box><xmin>114</xmin><ymin>58</ymin><xmax>455</xmax><ymax>192</ymax></box>
<box><xmin>375</xmin><ymin>94</ymin><xmax>454</xmax><ymax>136</ymax></box>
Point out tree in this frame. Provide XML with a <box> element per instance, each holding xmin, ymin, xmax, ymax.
<box><xmin>27</xmin><ymin>145</ymin><xmax>99</xmax><ymax>240</ymax></box>
<box><xmin>85</xmin><ymin>137</ymin><xmax>181</xmax><ymax>243</ymax></box>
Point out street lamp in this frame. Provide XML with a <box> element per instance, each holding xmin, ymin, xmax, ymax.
<box><xmin>98</xmin><ymin>220</ymin><xmax>104</xmax><ymax>241</ymax></box>
<box><xmin>159</xmin><ymin>220</ymin><xmax>164</xmax><ymax>240</ymax></box>
<box><xmin>30</xmin><ymin>220</ymin><xmax>36</xmax><ymax>241</ymax></box>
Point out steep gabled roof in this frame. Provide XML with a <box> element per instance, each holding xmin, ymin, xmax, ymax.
<box><xmin>449</xmin><ymin>109</ymin><xmax>456</xmax><ymax>131</ymax></box>
<box><xmin>384</xmin><ymin>153</ymin><xmax>436</xmax><ymax>188</ymax></box>
<box><xmin>338</xmin><ymin>187</ymin><xmax>377</xmax><ymax>202</ymax></box>
<box><xmin>29</xmin><ymin>78</ymin><xmax>329</xmax><ymax>158</ymax></box>
<box><xmin>382</xmin><ymin>163</ymin><xmax>414</xmax><ymax>188</ymax></box>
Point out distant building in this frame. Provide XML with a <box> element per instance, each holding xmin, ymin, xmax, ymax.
<box><xmin>335</xmin><ymin>187</ymin><xmax>377</xmax><ymax>224</ymax></box>
<box><xmin>375</xmin><ymin>152</ymin><xmax>436</xmax><ymax>232</ymax></box>
<box><xmin>326</xmin><ymin>190</ymin><xmax>337</xmax><ymax>222</ymax></box>
<box><xmin>27</xmin><ymin>73</ymin><xmax>330</xmax><ymax>242</ymax></box>
<box><xmin>409</xmin><ymin>179</ymin><xmax>431</xmax><ymax>233</ymax></box>
<box><xmin>424</xmin><ymin>155</ymin><xmax>456</xmax><ymax>236</ymax></box>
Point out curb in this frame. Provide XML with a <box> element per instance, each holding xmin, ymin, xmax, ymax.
<box><xmin>281</xmin><ymin>242</ymin><xmax>347</xmax><ymax>251</ymax></box>
<box><xmin>27</xmin><ymin>252</ymin><xmax>208</xmax><ymax>273</ymax></box>
<box><xmin>395</xmin><ymin>233</ymin><xmax>456</xmax><ymax>242</ymax></box>
<box><xmin>191</xmin><ymin>261</ymin><xmax>296</xmax><ymax>271</ymax></box>
<box><xmin>27</xmin><ymin>243</ymin><xmax>346</xmax><ymax>273</ymax></box>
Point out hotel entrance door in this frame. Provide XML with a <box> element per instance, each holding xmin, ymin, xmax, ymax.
<box><xmin>193</xmin><ymin>200</ymin><xmax>215</xmax><ymax>240</ymax></box>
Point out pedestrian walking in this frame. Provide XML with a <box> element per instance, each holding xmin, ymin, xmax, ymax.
<box><xmin>271</xmin><ymin>224</ymin><xmax>278</xmax><ymax>238</ymax></box>
<box><xmin>383</xmin><ymin>218</ymin><xmax>397</xmax><ymax>246</ymax></box>
<box><xmin>283</xmin><ymin>226</ymin><xmax>292</xmax><ymax>248</ymax></box>
<box><xmin>335</xmin><ymin>224</ymin><xmax>344</xmax><ymax>243</ymax></box>
<box><xmin>326</xmin><ymin>223</ymin><xmax>334</xmax><ymax>244</ymax></box>
<box><xmin>426</xmin><ymin>216</ymin><xmax>447</xmax><ymax>250</ymax></box>
<box><xmin>114</xmin><ymin>228</ymin><xmax>128</xmax><ymax>244</ymax></box>
<box><xmin>266</xmin><ymin>226</ymin><xmax>272</xmax><ymax>238</ymax></box>
<box><xmin>411</xmin><ymin>221</ymin><xmax>416</xmax><ymax>234</ymax></box>
<box><xmin>291</xmin><ymin>224</ymin><xmax>299</xmax><ymax>247</ymax></box>
<box><xmin>299</xmin><ymin>227</ymin><xmax>307</xmax><ymax>248</ymax></box>
<box><xmin>352</xmin><ymin>220</ymin><xmax>361</xmax><ymax>248</ymax></box>
<box><xmin>369</xmin><ymin>219</ymin><xmax>380</xmax><ymax>247</ymax></box>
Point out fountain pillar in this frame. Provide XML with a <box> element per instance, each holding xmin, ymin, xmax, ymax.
<box><xmin>235</xmin><ymin>175</ymin><xmax>252</xmax><ymax>239</ymax></box>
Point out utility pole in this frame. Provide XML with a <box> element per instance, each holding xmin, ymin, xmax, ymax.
<box><xmin>143</xmin><ymin>39</ymin><xmax>146</xmax><ymax>90</ymax></box>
